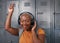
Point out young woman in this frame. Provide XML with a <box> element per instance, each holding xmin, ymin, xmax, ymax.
<box><xmin>5</xmin><ymin>4</ymin><xmax>45</xmax><ymax>43</ymax></box>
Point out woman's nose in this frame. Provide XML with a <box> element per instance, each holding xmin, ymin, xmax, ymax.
<box><xmin>23</xmin><ymin>22</ymin><xmax>26</xmax><ymax>25</ymax></box>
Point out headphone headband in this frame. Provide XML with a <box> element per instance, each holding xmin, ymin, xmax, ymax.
<box><xmin>20</xmin><ymin>12</ymin><xmax>34</xmax><ymax>19</ymax></box>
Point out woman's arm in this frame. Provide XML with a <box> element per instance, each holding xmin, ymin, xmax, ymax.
<box><xmin>32</xmin><ymin>21</ymin><xmax>45</xmax><ymax>43</ymax></box>
<box><xmin>5</xmin><ymin>4</ymin><xmax>19</xmax><ymax>36</ymax></box>
<box><xmin>32</xmin><ymin>30</ymin><xmax>45</xmax><ymax>43</ymax></box>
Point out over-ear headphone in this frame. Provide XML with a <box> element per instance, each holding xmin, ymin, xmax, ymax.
<box><xmin>18</xmin><ymin>12</ymin><xmax>34</xmax><ymax>25</ymax></box>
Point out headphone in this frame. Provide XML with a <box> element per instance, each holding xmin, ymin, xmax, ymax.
<box><xmin>18</xmin><ymin>12</ymin><xmax>34</xmax><ymax>25</ymax></box>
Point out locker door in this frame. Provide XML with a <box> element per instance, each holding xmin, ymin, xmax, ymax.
<box><xmin>36</xmin><ymin>0</ymin><xmax>50</xmax><ymax>43</ymax></box>
<box><xmin>50</xmin><ymin>0</ymin><xmax>55</xmax><ymax>43</ymax></box>
<box><xmin>6</xmin><ymin>1</ymin><xmax>19</xmax><ymax>28</ymax></box>
<box><xmin>50</xmin><ymin>0</ymin><xmax>60</xmax><ymax>43</ymax></box>
<box><xmin>19</xmin><ymin>0</ymin><xmax>35</xmax><ymax>17</ymax></box>
<box><xmin>0</xmin><ymin>1</ymin><xmax>7</xmax><ymax>43</ymax></box>
<box><xmin>6</xmin><ymin>1</ymin><xmax>19</xmax><ymax>43</ymax></box>
<box><xmin>0</xmin><ymin>1</ymin><xmax>6</xmax><ymax>27</ymax></box>
<box><xmin>0</xmin><ymin>0</ymin><xmax>19</xmax><ymax>43</ymax></box>
<box><xmin>54</xmin><ymin>0</ymin><xmax>60</xmax><ymax>43</ymax></box>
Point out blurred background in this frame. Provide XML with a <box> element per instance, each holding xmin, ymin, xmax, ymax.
<box><xmin>0</xmin><ymin>0</ymin><xmax>60</xmax><ymax>43</ymax></box>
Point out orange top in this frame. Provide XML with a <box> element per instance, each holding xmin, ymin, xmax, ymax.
<box><xmin>19</xmin><ymin>28</ymin><xmax>45</xmax><ymax>43</ymax></box>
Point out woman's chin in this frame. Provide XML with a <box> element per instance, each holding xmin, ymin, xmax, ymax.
<box><xmin>23</xmin><ymin>28</ymin><xmax>30</xmax><ymax>31</ymax></box>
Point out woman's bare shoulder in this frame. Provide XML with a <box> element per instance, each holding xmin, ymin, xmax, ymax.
<box><xmin>37</xmin><ymin>28</ymin><xmax>45</xmax><ymax>35</ymax></box>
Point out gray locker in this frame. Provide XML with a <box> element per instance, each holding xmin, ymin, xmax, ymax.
<box><xmin>6</xmin><ymin>1</ymin><xmax>19</xmax><ymax>28</ymax></box>
<box><xmin>0</xmin><ymin>0</ymin><xmax>19</xmax><ymax>43</ymax></box>
<box><xmin>50</xmin><ymin>0</ymin><xmax>60</xmax><ymax>43</ymax></box>
<box><xmin>36</xmin><ymin>0</ymin><xmax>50</xmax><ymax>43</ymax></box>
<box><xmin>6</xmin><ymin>1</ymin><xmax>19</xmax><ymax>43</ymax></box>
<box><xmin>55</xmin><ymin>2</ymin><xmax>60</xmax><ymax>42</ymax></box>
<box><xmin>36</xmin><ymin>0</ymin><xmax>50</xmax><ymax>29</ymax></box>
<box><xmin>19</xmin><ymin>0</ymin><xmax>35</xmax><ymax>17</ymax></box>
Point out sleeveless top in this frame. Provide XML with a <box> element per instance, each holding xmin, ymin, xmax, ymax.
<box><xmin>19</xmin><ymin>28</ymin><xmax>45</xmax><ymax>43</ymax></box>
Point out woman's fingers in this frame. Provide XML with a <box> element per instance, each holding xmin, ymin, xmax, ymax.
<box><xmin>9</xmin><ymin>3</ymin><xmax>14</xmax><ymax>9</ymax></box>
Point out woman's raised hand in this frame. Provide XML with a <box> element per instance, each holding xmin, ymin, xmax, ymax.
<box><xmin>8</xmin><ymin>3</ymin><xmax>14</xmax><ymax>13</ymax></box>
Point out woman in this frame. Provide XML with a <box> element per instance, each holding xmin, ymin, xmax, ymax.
<box><xmin>5</xmin><ymin>4</ymin><xmax>45</xmax><ymax>43</ymax></box>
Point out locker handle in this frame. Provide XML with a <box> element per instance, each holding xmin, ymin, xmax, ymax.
<box><xmin>53</xmin><ymin>12</ymin><xmax>60</xmax><ymax>15</ymax></box>
<box><xmin>37</xmin><ymin>12</ymin><xmax>43</xmax><ymax>15</ymax></box>
<box><xmin>8</xmin><ymin>40</ymin><xmax>12</xmax><ymax>43</ymax></box>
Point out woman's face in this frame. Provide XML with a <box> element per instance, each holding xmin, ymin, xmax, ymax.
<box><xmin>20</xmin><ymin>13</ymin><xmax>31</xmax><ymax>30</ymax></box>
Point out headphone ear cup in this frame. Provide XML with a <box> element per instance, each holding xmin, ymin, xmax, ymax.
<box><xmin>18</xmin><ymin>16</ymin><xmax>20</xmax><ymax>25</ymax></box>
<box><xmin>31</xmin><ymin>19</ymin><xmax>34</xmax><ymax>25</ymax></box>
